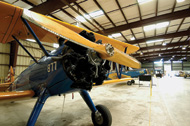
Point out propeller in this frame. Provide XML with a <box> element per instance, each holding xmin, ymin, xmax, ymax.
<box><xmin>22</xmin><ymin>9</ymin><xmax>141</xmax><ymax>68</ymax></box>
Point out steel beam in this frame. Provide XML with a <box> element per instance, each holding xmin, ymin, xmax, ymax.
<box><xmin>98</xmin><ymin>9</ymin><xmax>190</xmax><ymax>35</ymax></box>
<box><xmin>30</xmin><ymin>0</ymin><xmax>77</xmax><ymax>15</ymax></box>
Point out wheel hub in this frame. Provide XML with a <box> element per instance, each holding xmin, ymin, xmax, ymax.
<box><xmin>95</xmin><ymin>111</ymin><xmax>103</xmax><ymax>125</ymax></box>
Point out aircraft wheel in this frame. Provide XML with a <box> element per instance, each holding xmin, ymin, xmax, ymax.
<box><xmin>131</xmin><ymin>80</ymin><xmax>135</xmax><ymax>84</ymax></box>
<box><xmin>184</xmin><ymin>75</ymin><xmax>187</xmax><ymax>78</ymax></box>
<box><xmin>127</xmin><ymin>81</ymin><xmax>132</xmax><ymax>85</ymax></box>
<box><xmin>91</xmin><ymin>105</ymin><xmax>112</xmax><ymax>126</ymax></box>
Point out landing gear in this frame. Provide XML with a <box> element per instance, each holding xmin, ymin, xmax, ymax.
<box><xmin>127</xmin><ymin>81</ymin><xmax>132</xmax><ymax>85</ymax></box>
<box><xmin>91</xmin><ymin>105</ymin><xmax>112</xmax><ymax>126</ymax></box>
<box><xmin>131</xmin><ymin>80</ymin><xmax>135</xmax><ymax>84</ymax></box>
<box><xmin>80</xmin><ymin>90</ymin><xmax>112</xmax><ymax>126</ymax></box>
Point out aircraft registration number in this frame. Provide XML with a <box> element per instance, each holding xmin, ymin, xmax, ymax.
<box><xmin>47</xmin><ymin>61</ymin><xmax>57</xmax><ymax>73</ymax></box>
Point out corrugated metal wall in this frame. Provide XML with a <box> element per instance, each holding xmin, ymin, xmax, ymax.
<box><xmin>15</xmin><ymin>40</ymin><xmax>55</xmax><ymax>76</ymax></box>
<box><xmin>0</xmin><ymin>43</ymin><xmax>10</xmax><ymax>81</ymax></box>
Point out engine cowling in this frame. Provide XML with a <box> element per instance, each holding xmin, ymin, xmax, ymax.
<box><xmin>61</xmin><ymin>30</ymin><xmax>110</xmax><ymax>90</ymax></box>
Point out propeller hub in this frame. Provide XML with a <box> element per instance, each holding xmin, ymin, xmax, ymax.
<box><xmin>105</xmin><ymin>44</ymin><xmax>114</xmax><ymax>56</ymax></box>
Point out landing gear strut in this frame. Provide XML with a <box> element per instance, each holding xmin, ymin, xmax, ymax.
<box><xmin>80</xmin><ymin>90</ymin><xmax>112</xmax><ymax>126</ymax></box>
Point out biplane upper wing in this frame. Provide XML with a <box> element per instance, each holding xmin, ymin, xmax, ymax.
<box><xmin>0</xmin><ymin>1</ymin><xmax>140</xmax><ymax>68</ymax></box>
<box><xmin>48</xmin><ymin>18</ymin><xmax>139</xmax><ymax>54</ymax></box>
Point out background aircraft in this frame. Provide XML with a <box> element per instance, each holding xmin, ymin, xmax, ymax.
<box><xmin>0</xmin><ymin>1</ymin><xmax>140</xmax><ymax>126</ymax></box>
<box><xmin>106</xmin><ymin>62</ymin><xmax>148</xmax><ymax>85</ymax></box>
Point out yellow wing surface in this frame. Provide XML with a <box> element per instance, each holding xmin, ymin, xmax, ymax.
<box><xmin>102</xmin><ymin>78</ymin><xmax>132</xmax><ymax>85</ymax></box>
<box><xmin>0</xmin><ymin>90</ymin><xmax>35</xmax><ymax>102</ymax></box>
<box><xmin>0</xmin><ymin>1</ymin><xmax>141</xmax><ymax>68</ymax></box>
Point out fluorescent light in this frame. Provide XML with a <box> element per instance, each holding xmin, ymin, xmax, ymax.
<box><xmin>146</xmin><ymin>39</ymin><xmax>164</xmax><ymax>44</ymax></box>
<box><xmin>53</xmin><ymin>43</ymin><xmax>59</xmax><ymax>48</ymax></box>
<box><xmin>76</xmin><ymin>10</ymin><xmax>103</xmax><ymax>22</ymax></box>
<box><xmin>172</xmin><ymin>55</ymin><xmax>175</xmax><ymax>57</ymax></box>
<box><xmin>108</xmin><ymin>35</ymin><xmax>113</xmax><ymax>38</ymax></box>
<box><xmin>111</xmin><ymin>33</ymin><xmax>121</xmax><ymax>38</ymax></box>
<box><xmin>89</xmin><ymin>10</ymin><xmax>103</xmax><ymax>17</ymax></box>
<box><xmin>140</xmin><ymin>52</ymin><xmax>143</xmax><ymax>55</ymax></box>
<box><xmin>138</xmin><ymin>0</ymin><xmax>153</xmax><ymax>4</ymax></box>
<box><xmin>143</xmin><ymin>24</ymin><xmax>155</xmax><ymax>31</ymax></box>
<box><xmin>76</xmin><ymin>16</ymin><xmax>87</xmax><ymax>22</ymax></box>
<box><xmin>162</xmin><ymin>43</ymin><xmax>166</xmax><ymax>46</ymax></box>
<box><xmin>159</xmin><ymin>54</ymin><xmax>161</xmax><ymax>56</ymax></box>
<box><xmin>130</xmin><ymin>36</ymin><xmax>135</xmax><ymax>40</ymax></box>
<box><xmin>144</xmin><ymin>21</ymin><xmax>169</xmax><ymax>31</ymax></box>
<box><xmin>156</xmin><ymin>22</ymin><xmax>169</xmax><ymax>28</ymax></box>
<box><xmin>177</xmin><ymin>0</ymin><xmax>185</xmax><ymax>3</ymax></box>
<box><xmin>182</xmin><ymin>47</ymin><xmax>186</xmax><ymax>50</ymax></box>
<box><xmin>26</xmin><ymin>39</ymin><xmax>36</xmax><ymax>42</ymax></box>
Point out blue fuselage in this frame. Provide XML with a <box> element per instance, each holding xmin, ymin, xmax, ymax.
<box><xmin>14</xmin><ymin>45</ymin><xmax>77</xmax><ymax>96</ymax></box>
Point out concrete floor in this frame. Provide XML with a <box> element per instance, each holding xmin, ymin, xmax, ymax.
<box><xmin>0</xmin><ymin>77</ymin><xmax>190</xmax><ymax>126</ymax></box>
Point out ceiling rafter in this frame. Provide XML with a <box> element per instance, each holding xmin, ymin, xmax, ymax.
<box><xmin>139</xmin><ymin>40</ymin><xmax>189</xmax><ymax>51</ymax></box>
<box><xmin>133</xmin><ymin>48</ymin><xmax>190</xmax><ymax>57</ymax></box>
<box><xmin>97</xmin><ymin>9</ymin><xmax>190</xmax><ymax>35</ymax></box>
<box><xmin>61</xmin><ymin>0</ymin><xmax>101</xmax><ymax>32</ymax></box>
<box><xmin>73</xmin><ymin>2</ymin><xmax>105</xmax><ymax>31</ymax></box>
<box><xmin>28</xmin><ymin>0</ymin><xmax>77</xmax><ymax>15</ymax></box>
<box><xmin>130</xmin><ymin>30</ymin><xmax>190</xmax><ymax>44</ymax></box>
<box><xmin>60</xmin><ymin>9</ymin><xmax>93</xmax><ymax>31</ymax></box>
<box><xmin>137</xmin><ymin>53</ymin><xmax>190</xmax><ymax>59</ymax></box>
<box><xmin>93</xmin><ymin>0</ymin><xmax>116</xmax><ymax>27</ymax></box>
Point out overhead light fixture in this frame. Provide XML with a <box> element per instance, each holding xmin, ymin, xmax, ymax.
<box><xmin>53</xmin><ymin>43</ymin><xmax>59</xmax><ymax>48</ymax></box>
<box><xmin>111</xmin><ymin>33</ymin><xmax>121</xmax><ymax>38</ymax></box>
<box><xmin>177</xmin><ymin>0</ymin><xmax>185</xmax><ymax>3</ymax></box>
<box><xmin>156</xmin><ymin>22</ymin><xmax>169</xmax><ymax>28</ymax></box>
<box><xmin>143</xmin><ymin>21</ymin><xmax>169</xmax><ymax>31</ymax></box>
<box><xmin>146</xmin><ymin>39</ymin><xmax>164</xmax><ymax>44</ymax></box>
<box><xmin>76</xmin><ymin>10</ymin><xmax>103</xmax><ymax>22</ymax></box>
<box><xmin>143</xmin><ymin>24</ymin><xmax>155</xmax><ymax>31</ymax></box>
<box><xmin>172</xmin><ymin>55</ymin><xmax>175</xmax><ymax>57</ymax></box>
<box><xmin>108</xmin><ymin>35</ymin><xmax>113</xmax><ymax>38</ymax></box>
<box><xmin>26</xmin><ymin>39</ymin><xmax>36</xmax><ymax>42</ymax></box>
<box><xmin>159</xmin><ymin>54</ymin><xmax>161</xmax><ymax>56</ymax></box>
<box><xmin>140</xmin><ymin>52</ymin><xmax>143</xmax><ymax>55</ymax></box>
<box><xmin>89</xmin><ymin>10</ymin><xmax>103</xmax><ymax>17</ymax></box>
<box><xmin>182</xmin><ymin>47</ymin><xmax>186</xmax><ymax>50</ymax></box>
<box><xmin>130</xmin><ymin>36</ymin><xmax>135</xmax><ymax>40</ymax></box>
<box><xmin>162</xmin><ymin>43</ymin><xmax>166</xmax><ymax>46</ymax></box>
<box><xmin>138</xmin><ymin>0</ymin><xmax>153</xmax><ymax>4</ymax></box>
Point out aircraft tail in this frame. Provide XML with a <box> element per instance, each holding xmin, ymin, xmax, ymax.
<box><xmin>5</xmin><ymin>66</ymin><xmax>14</xmax><ymax>83</ymax></box>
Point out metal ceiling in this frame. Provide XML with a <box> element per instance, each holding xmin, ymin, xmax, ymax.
<box><xmin>3</xmin><ymin>0</ymin><xmax>190</xmax><ymax>63</ymax></box>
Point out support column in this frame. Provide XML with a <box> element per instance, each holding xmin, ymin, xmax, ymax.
<box><xmin>9</xmin><ymin>41</ymin><xmax>19</xmax><ymax>68</ymax></box>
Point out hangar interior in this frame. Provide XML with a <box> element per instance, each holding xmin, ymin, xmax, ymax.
<box><xmin>0</xmin><ymin>0</ymin><xmax>190</xmax><ymax>126</ymax></box>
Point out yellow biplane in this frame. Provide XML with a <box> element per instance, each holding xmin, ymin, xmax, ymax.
<box><xmin>0</xmin><ymin>1</ymin><xmax>140</xmax><ymax>126</ymax></box>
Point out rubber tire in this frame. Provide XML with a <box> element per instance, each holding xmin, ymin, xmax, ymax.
<box><xmin>184</xmin><ymin>75</ymin><xmax>187</xmax><ymax>78</ymax></box>
<box><xmin>131</xmin><ymin>80</ymin><xmax>135</xmax><ymax>84</ymax></box>
<box><xmin>127</xmin><ymin>81</ymin><xmax>132</xmax><ymax>85</ymax></box>
<box><xmin>91</xmin><ymin>105</ymin><xmax>112</xmax><ymax>126</ymax></box>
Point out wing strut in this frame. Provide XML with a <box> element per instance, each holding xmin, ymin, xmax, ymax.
<box><xmin>21</xmin><ymin>17</ymin><xmax>50</xmax><ymax>56</ymax></box>
<box><xmin>12</xmin><ymin>35</ymin><xmax>38</xmax><ymax>63</ymax></box>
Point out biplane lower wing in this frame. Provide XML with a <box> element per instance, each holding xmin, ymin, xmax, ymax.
<box><xmin>0</xmin><ymin>90</ymin><xmax>35</xmax><ymax>101</ymax></box>
<box><xmin>102</xmin><ymin>78</ymin><xmax>132</xmax><ymax>85</ymax></box>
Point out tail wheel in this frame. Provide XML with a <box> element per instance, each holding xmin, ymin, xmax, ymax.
<box><xmin>91</xmin><ymin>105</ymin><xmax>112</xmax><ymax>126</ymax></box>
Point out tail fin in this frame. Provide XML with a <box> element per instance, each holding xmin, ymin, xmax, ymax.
<box><xmin>5</xmin><ymin>66</ymin><xmax>14</xmax><ymax>83</ymax></box>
